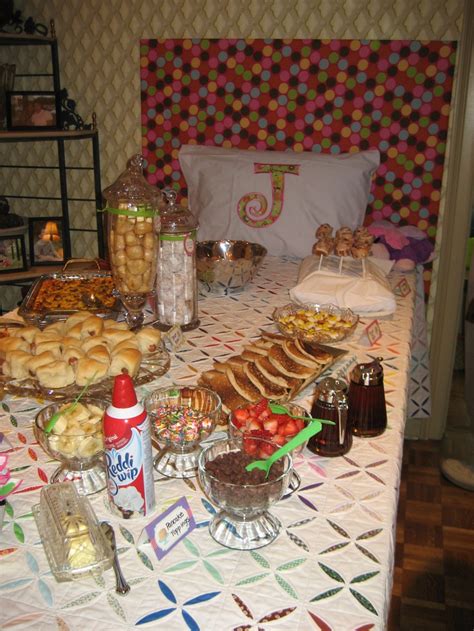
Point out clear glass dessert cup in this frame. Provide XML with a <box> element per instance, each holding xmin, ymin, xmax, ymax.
<box><xmin>34</xmin><ymin>398</ymin><xmax>107</xmax><ymax>496</ymax></box>
<box><xmin>198</xmin><ymin>436</ymin><xmax>294</xmax><ymax>550</ymax></box>
<box><xmin>144</xmin><ymin>385</ymin><xmax>222</xmax><ymax>479</ymax></box>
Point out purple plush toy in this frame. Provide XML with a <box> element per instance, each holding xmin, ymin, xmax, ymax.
<box><xmin>368</xmin><ymin>220</ymin><xmax>435</xmax><ymax>271</ymax></box>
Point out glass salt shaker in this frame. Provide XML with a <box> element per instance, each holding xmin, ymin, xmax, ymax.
<box><xmin>307</xmin><ymin>377</ymin><xmax>351</xmax><ymax>457</ymax></box>
<box><xmin>348</xmin><ymin>358</ymin><xmax>387</xmax><ymax>437</ymax></box>
<box><xmin>155</xmin><ymin>190</ymin><xmax>199</xmax><ymax>331</ymax></box>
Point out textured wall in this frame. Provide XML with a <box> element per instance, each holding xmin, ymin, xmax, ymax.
<box><xmin>14</xmin><ymin>0</ymin><xmax>464</xmax><ymax>188</ymax></box>
<box><xmin>1</xmin><ymin>0</ymin><xmax>465</xmax><ymax>312</ymax></box>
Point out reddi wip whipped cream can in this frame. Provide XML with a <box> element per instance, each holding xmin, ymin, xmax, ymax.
<box><xmin>104</xmin><ymin>374</ymin><xmax>155</xmax><ymax>518</ymax></box>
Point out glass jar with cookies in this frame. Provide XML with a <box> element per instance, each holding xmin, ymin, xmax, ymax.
<box><xmin>103</xmin><ymin>155</ymin><xmax>162</xmax><ymax>330</ymax></box>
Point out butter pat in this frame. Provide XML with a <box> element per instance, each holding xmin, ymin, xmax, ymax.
<box><xmin>33</xmin><ymin>483</ymin><xmax>112</xmax><ymax>582</ymax></box>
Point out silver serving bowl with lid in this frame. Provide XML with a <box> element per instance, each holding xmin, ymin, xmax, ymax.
<box><xmin>196</xmin><ymin>240</ymin><xmax>267</xmax><ymax>296</ymax></box>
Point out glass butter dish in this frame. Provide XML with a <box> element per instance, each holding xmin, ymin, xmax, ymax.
<box><xmin>33</xmin><ymin>483</ymin><xmax>112</xmax><ymax>581</ymax></box>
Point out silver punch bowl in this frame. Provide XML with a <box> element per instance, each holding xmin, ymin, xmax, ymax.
<box><xmin>196</xmin><ymin>240</ymin><xmax>267</xmax><ymax>296</ymax></box>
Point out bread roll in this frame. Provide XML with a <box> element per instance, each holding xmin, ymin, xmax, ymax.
<box><xmin>87</xmin><ymin>345</ymin><xmax>110</xmax><ymax>365</ymax></box>
<box><xmin>136</xmin><ymin>328</ymin><xmax>162</xmax><ymax>354</ymax></box>
<box><xmin>4</xmin><ymin>350</ymin><xmax>31</xmax><ymax>379</ymax></box>
<box><xmin>35</xmin><ymin>340</ymin><xmax>62</xmax><ymax>358</ymax></box>
<box><xmin>28</xmin><ymin>351</ymin><xmax>56</xmax><ymax>376</ymax></box>
<box><xmin>0</xmin><ymin>336</ymin><xmax>29</xmax><ymax>358</ymax></box>
<box><xmin>61</xmin><ymin>336</ymin><xmax>83</xmax><ymax>350</ymax></box>
<box><xmin>103</xmin><ymin>319</ymin><xmax>128</xmax><ymax>331</ymax></box>
<box><xmin>28</xmin><ymin>350</ymin><xmax>55</xmax><ymax>374</ymax></box>
<box><xmin>103</xmin><ymin>329</ymin><xmax>136</xmax><ymax>349</ymax></box>
<box><xmin>80</xmin><ymin>315</ymin><xmax>104</xmax><ymax>338</ymax></box>
<box><xmin>113</xmin><ymin>338</ymin><xmax>139</xmax><ymax>352</ymax></box>
<box><xmin>67</xmin><ymin>323</ymin><xmax>83</xmax><ymax>339</ymax></box>
<box><xmin>82</xmin><ymin>336</ymin><xmax>109</xmax><ymax>353</ymax></box>
<box><xmin>34</xmin><ymin>331</ymin><xmax>59</xmax><ymax>345</ymax></box>
<box><xmin>37</xmin><ymin>361</ymin><xmax>75</xmax><ymax>389</ymax></box>
<box><xmin>64</xmin><ymin>311</ymin><xmax>94</xmax><ymax>332</ymax></box>
<box><xmin>75</xmin><ymin>358</ymin><xmax>108</xmax><ymax>386</ymax></box>
<box><xmin>43</xmin><ymin>322</ymin><xmax>66</xmax><ymax>337</ymax></box>
<box><xmin>12</xmin><ymin>325</ymin><xmax>38</xmax><ymax>344</ymax></box>
<box><xmin>109</xmin><ymin>348</ymin><xmax>141</xmax><ymax>377</ymax></box>
<box><xmin>62</xmin><ymin>346</ymin><xmax>84</xmax><ymax>367</ymax></box>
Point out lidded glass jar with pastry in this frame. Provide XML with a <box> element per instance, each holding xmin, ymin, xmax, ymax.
<box><xmin>155</xmin><ymin>189</ymin><xmax>199</xmax><ymax>330</ymax></box>
<box><xmin>103</xmin><ymin>154</ymin><xmax>161</xmax><ymax>330</ymax></box>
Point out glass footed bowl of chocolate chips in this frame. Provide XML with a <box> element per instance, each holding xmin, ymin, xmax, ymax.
<box><xmin>145</xmin><ymin>385</ymin><xmax>222</xmax><ymax>479</ymax></box>
<box><xmin>198</xmin><ymin>435</ymin><xmax>295</xmax><ymax>550</ymax></box>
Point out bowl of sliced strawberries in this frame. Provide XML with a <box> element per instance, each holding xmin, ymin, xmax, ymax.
<box><xmin>229</xmin><ymin>398</ymin><xmax>310</xmax><ymax>456</ymax></box>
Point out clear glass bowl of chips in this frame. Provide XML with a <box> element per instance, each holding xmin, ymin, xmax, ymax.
<box><xmin>34</xmin><ymin>398</ymin><xmax>107</xmax><ymax>496</ymax></box>
<box><xmin>272</xmin><ymin>303</ymin><xmax>359</xmax><ymax>343</ymax></box>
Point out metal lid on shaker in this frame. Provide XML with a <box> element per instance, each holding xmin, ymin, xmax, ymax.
<box><xmin>350</xmin><ymin>358</ymin><xmax>384</xmax><ymax>386</ymax></box>
<box><xmin>315</xmin><ymin>377</ymin><xmax>348</xmax><ymax>406</ymax></box>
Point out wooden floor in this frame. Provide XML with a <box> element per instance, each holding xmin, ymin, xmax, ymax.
<box><xmin>388</xmin><ymin>439</ymin><xmax>474</xmax><ymax>630</ymax></box>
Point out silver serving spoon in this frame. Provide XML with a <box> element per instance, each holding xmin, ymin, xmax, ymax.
<box><xmin>100</xmin><ymin>521</ymin><xmax>130</xmax><ymax>595</ymax></box>
<box><xmin>82</xmin><ymin>291</ymin><xmax>106</xmax><ymax>310</ymax></box>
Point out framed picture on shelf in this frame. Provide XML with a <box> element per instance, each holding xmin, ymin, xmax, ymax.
<box><xmin>6</xmin><ymin>91</ymin><xmax>60</xmax><ymax>130</ymax></box>
<box><xmin>0</xmin><ymin>234</ymin><xmax>28</xmax><ymax>274</ymax></box>
<box><xmin>28</xmin><ymin>217</ymin><xmax>65</xmax><ymax>266</ymax></box>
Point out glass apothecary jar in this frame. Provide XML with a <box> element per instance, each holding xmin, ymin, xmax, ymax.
<box><xmin>103</xmin><ymin>155</ymin><xmax>161</xmax><ymax>330</ymax></box>
<box><xmin>156</xmin><ymin>190</ymin><xmax>199</xmax><ymax>331</ymax></box>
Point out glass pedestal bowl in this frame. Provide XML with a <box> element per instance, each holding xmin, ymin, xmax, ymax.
<box><xmin>34</xmin><ymin>399</ymin><xmax>107</xmax><ymax>496</ymax></box>
<box><xmin>198</xmin><ymin>436</ymin><xmax>293</xmax><ymax>550</ymax></box>
<box><xmin>145</xmin><ymin>385</ymin><xmax>222</xmax><ymax>479</ymax></box>
<box><xmin>229</xmin><ymin>401</ymin><xmax>310</xmax><ymax>456</ymax></box>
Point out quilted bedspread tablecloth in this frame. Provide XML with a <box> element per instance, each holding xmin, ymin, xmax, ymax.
<box><xmin>0</xmin><ymin>256</ymin><xmax>416</xmax><ymax>631</ymax></box>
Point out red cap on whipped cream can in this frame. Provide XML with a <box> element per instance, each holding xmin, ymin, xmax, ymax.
<box><xmin>104</xmin><ymin>374</ymin><xmax>156</xmax><ymax>518</ymax></box>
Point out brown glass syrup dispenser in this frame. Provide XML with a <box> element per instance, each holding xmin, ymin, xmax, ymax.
<box><xmin>348</xmin><ymin>358</ymin><xmax>387</xmax><ymax>437</ymax></box>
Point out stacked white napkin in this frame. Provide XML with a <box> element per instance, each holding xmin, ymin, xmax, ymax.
<box><xmin>289</xmin><ymin>255</ymin><xmax>396</xmax><ymax>316</ymax></box>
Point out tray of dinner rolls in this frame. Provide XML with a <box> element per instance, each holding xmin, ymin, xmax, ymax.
<box><xmin>18</xmin><ymin>269</ymin><xmax>120</xmax><ymax>328</ymax></box>
<box><xmin>198</xmin><ymin>330</ymin><xmax>346</xmax><ymax>415</ymax></box>
<box><xmin>0</xmin><ymin>311</ymin><xmax>170</xmax><ymax>400</ymax></box>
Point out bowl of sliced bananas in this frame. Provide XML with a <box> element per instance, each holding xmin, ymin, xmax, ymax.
<box><xmin>35</xmin><ymin>398</ymin><xmax>107</xmax><ymax>496</ymax></box>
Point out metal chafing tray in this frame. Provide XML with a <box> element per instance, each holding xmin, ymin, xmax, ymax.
<box><xmin>18</xmin><ymin>259</ymin><xmax>122</xmax><ymax>328</ymax></box>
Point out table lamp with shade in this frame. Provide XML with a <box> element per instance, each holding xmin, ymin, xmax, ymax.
<box><xmin>42</xmin><ymin>220</ymin><xmax>60</xmax><ymax>241</ymax></box>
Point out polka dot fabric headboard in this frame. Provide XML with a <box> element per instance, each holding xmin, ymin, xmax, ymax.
<box><xmin>140</xmin><ymin>38</ymin><xmax>456</xmax><ymax>285</ymax></box>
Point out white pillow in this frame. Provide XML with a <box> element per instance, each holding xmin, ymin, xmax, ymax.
<box><xmin>179</xmin><ymin>145</ymin><xmax>380</xmax><ymax>258</ymax></box>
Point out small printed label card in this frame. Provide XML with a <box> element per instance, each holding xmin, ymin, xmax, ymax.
<box><xmin>144</xmin><ymin>497</ymin><xmax>196</xmax><ymax>560</ymax></box>
<box><xmin>394</xmin><ymin>277</ymin><xmax>411</xmax><ymax>297</ymax></box>
<box><xmin>359</xmin><ymin>319</ymin><xmax>382</xmax><ymax>347</ymax></box>
<box><xmin>163</xmin><ymin>324</ymin><xmax>186</xmax><ymax>351</ymax></box>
